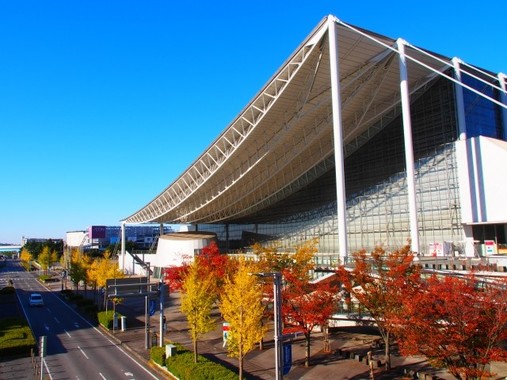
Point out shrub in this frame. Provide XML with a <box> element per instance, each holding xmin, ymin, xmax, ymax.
<box><xmin>164</xmin><ymin>343</ymin><xmax>238</xmax><ymax>380</ymax></box>
<box><xmin>69</xmin><ymin>293</ymin><xmax>84</xmax><ymax>302</ymax></box>
<box><xmin>81</xmin><ymin>303</ymin><xmax>99</xmax><ymax>317</ymax></box>
<box><xmin>0</xmin><ymin>317</ymin><xmax>36</xmax><ymax>357</ymax></box>
<box><xmin>60</xmin><ymin>289</ymin><xmax>73</xmax><ymax>298</ymax></box>
<box><xmin>0</xmin><ymin>286</ymin><xmax>15</xmax><ymax>294</ymax></box>
<box><xmin>97</xmin><ymin>310</ymin><xmax>123</xmax><ymax>329</ymax></box>
<box><xmin>150</xmin><ymin>346</ymin><xmax>165</xmax><ymax>366</ymax></box>
<box><xmin>75</xmin><ymin>297</ymin><xmax>94</xmax><ymax>308</ymax></box>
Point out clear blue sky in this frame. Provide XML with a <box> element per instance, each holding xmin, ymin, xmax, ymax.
<box><xmin>0</xmin><ymin>1</ymin><xmax>505</xmax><ymax>244</ymax></box>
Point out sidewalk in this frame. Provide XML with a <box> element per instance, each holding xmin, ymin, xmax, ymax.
<box><xmin>103</xmin><ymin>289</ymin><xmax>441</xmax><ymax>380</ymax></box>
<box><xmin>48</xmin><ymin>280</ymin><xmax>507</xmax><ymax>380</ymax></box>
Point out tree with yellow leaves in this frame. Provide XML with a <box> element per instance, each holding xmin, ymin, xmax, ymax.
<box><xmin>38</xmin><ymin>246</ymin><xmax>52</xmax><ymax>275</ymax></box>
<box><xmin>180</xmin><ymin>259</ymin><xmax>217</xmax><ymax>363</ymax></box>
<box><xmin>219</xmin><ymin>258</ymin><xmax>267</xmax><ymax>380</ymax></box>
<box><xmin>254</xmin><ymin>239</ymin><xmax>317</xmax><ymax>280</ymax></box>
<box><xmin>88</xmin><ymin>250</ymin><xmax>124</xmax><ymax>308</ymax></box>
<box><xmin>19</xmin><ymin>248</ymin><xmax>33</xmax><ymax>270</ymax></box>
<box><xmin>69</xmin><ymin>249</ymin><xmax>90</xmax><ymax>293</ymax></box>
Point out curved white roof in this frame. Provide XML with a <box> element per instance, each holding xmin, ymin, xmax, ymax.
<box><xmin>124</xmin><ymin>15</ymin><xmax>504</xmax><ymax>225</ymax></box>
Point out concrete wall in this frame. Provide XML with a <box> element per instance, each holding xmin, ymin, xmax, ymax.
<box><xmin>456</xmin><ymin>136</ymin><xmax>507</xmax><ymax>224</ymax></box>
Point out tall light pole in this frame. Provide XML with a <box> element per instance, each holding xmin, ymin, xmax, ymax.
<box><xmin>255</xmin><ymin>272</ymin><xmax>283</xmax><ymax>380</ymax></box>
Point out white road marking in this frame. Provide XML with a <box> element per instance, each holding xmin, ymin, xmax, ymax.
<box><xmin>48</xmin><ymin>291</ymin><xmax>159</xmax><ymax>379</ymax></box>
<box><xmin>54</xmin><ymin>317</ymin><xmax>60</xmax><ymax>323</ymax></box>
<box><xmin>78</xmin><ymin>346</ymin><xmax>89</xmax><ymax>359</ymax></box>
<box><xmin>64</xmin><ymin>329</ymin><xmax>71</xmax><ymax>338</ymax></box>
<box><xmin>42</xmin><ymin>357</ymin><xmax>54</xmax><ymax>380</ymax></box>
<box><xmin>99</xmin><ymin>373</ymin><xmax>107</xmax><ymax>380</ymax></box>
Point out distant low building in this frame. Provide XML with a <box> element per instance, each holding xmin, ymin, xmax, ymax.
<box><xmin>22</xmin><ymin>237</ymin><xmax>63</xmax><ymax>246</ymax></box>
<box><xmin>65</xmin><ymin>224</ymin><xmax>174</xmax><ymax>251</ymax></box>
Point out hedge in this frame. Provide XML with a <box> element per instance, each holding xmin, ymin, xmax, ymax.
<box><xmin>0</xmin><ymin>317</ymin><xmax>36</xmax><ymax>357</ymax></box>
<box><xmin>97</xmin><ymin>310</ymin><xmax>124</xmax><ymax>329</ymax></box>
<box><xmin>150</xmin><ymin>342</ymin><xmax>238</xmax><ymax>380</ymax></box>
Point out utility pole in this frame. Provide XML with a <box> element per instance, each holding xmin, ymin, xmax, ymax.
<box><xmin>254</xmin><ymin>272</ymin><xmax>283</xmax><ymax>380</ymax></box>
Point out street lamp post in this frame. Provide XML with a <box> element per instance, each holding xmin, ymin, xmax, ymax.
<box><xmin>255</xmin><ymin>272</ymin><xmax>283</xmax><ymax>380</ymax></box>
<box><xmin>159</xmin><ymin>281</ymin><xmax>166</xmax><ymax>347</ymax></box>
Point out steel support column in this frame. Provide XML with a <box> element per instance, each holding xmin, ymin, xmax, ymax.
<box><xmin>454</xmin><ymin>57</ymin><xmax>478</xmax><ymax>222</ymax></box>
<box><xmin>121</xmin><ymin>221</ymin><xmax>126</xmax><ymax>273</ymax></box>
<box><xmin>328</xmin><ymin>16</ymin><xmax>348</xmax><ymax>262</ymax></box>
<box><xmin>499</xmin><ymin>73</ymin><xmax>507</xmax><ymax>140</ymax></box>
<box><xmin>397</xmin><ymin>39</ymin><xmax>420</xmax><ymax>254</ymax></box>
<box><xmin>453</xmin><ymin>58</ymin><xmax>467</xmax><ymax>140</ymax></box>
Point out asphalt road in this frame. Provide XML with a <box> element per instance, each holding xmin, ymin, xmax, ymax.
<box><xmin>0</xmin><ymin>259</ymin><xmax>162</xmax><ymax>380</ymax></box>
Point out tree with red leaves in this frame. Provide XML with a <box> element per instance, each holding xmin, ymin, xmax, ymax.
<box><xmin>253</xmin><ymin>240</ymin><xmax>338</xmax><ymax>366</ymax></box>
<box><xmin>282</xmin><ymin>270</ymin><xmax>339</xmax><ymax>367</ymax></box>
<box><xmin>163</xmin><ymin>241</ymin><xmax>230</xmax><ymax>294</ymax></box>
<box><xmin>164</xmin><ymin>264</ymin><xmax>189</xmax><ymax>292</ymax></box>
<box><xmin>195</xmin><ymin>241</ymin><xmax>231</xmax><ymax>295</ymax></box>
<box><xmin>337</xmin><ymin>244</ymin><xmax>421</xmax><ymax>369</ymax></box>
<box><xmin>394</xmin><ymin>275</ymin><xmax>507</xmax><ymax>379</ymax></box>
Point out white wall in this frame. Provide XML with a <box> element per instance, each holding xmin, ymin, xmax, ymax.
<box><xmin>118</xmin><ymin>233</ymin><xmax>215</xmax><ymax>275</ymax></box>
<box><xmin>66</xmin><ymin>231</ymin><xmax>87</xmax><ymax>247</ymax></box>
<box><xmin>456</xmin><ymin>136</ymin><xmax>507</xmax><ymax>224</ymax></box>
<box><xmin>155</xmin><ymin>235</ymin><xmax>214</xmax><ymax>267</ymax></box>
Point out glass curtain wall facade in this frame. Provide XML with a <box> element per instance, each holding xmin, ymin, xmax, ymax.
<box><xmin>195</xmin><ymin>71</ymin><xmax>506</xmax><ymax>260</ymax></box>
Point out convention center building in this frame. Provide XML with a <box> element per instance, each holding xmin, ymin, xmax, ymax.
<box><xmin>122</xmin><ymin>15</ymin><xmax>507</xmax><ymax>264</ymax></box>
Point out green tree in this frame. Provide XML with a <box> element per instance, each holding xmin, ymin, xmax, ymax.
<box><xmin>220</xmin><ymin>258</ymin><xmax>267</xmax><ymax>380</ymax></box>
<box><xmin>23</xmin><ymin>239</ymin><xmax>63</xmax><ymax>258</ymax></box>
<box><xmin>180</xmin><ymin>259</ymin><xmax>217</xmax><ymax>363</ymax></box>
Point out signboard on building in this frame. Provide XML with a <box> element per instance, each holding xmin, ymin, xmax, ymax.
<box><xmin>89</xmin><ymin>226</ymin><xmax>106</xmax><ymax>239</ymax></box>
<box><xmin>484</xmin><ymin>240</ymin><xmax>497</xmax><ymax>255</ymax></box>
<box><xmin>428</xmin><ymin>242</ymin><xmax>443</xmax><ymax>257</ymax></box>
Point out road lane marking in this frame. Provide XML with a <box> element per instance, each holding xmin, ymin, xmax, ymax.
<box><xmin>99</xmin><ymin>373</ymin><xmax>107</xmax><ymax>380</ymax></box>
<box><xmin>42</xmin><ymin>358</ymin><xmax>54</xmax><ymax>380</ymax></box>
<box><xmin>49</xmin><ymin>291</ymin><xmax>159</xmax><ymax>379</ymax></box>
<box><xmin>78</xmin><ymin>346</ymin><xmax>89</xmax><ymax>359</ymax></box>
<box><xmin>54</xmin><ymin>317</ymin><xmax>60</xmax><ymax>323</ymax></box>
<box><xmin>64</xmin><ymin>329</ymin><xmax>71</xmax><ymax>338</ymax></box>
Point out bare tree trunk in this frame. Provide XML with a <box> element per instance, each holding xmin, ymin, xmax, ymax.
<box><xmin>323</xmin><ymin>324</ymin><xmax>330</xmax><ymax>352</ymax></box>
<box><xmin>368</xmin><ymin>351</ymin><xmax>375</xmax><ymax>380</ymax></box>
<box><xmin>305</xmin><ymin>332</ymin><xmax>311</xmax><ymax>367</ymax></box>
<box><xmin>384</xmin><ymin>330</ymin><xmax>391</xmax><ymax>370</ymax></box>
<box><xmin>239</xmin><ymin>349</ymin><xmax>244</xmax><ymax>380</ymax></box>
<box><xmin>193</xmin><ymin>339</ymin><xmax>198</xmax><ymax>364</ymax></box>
